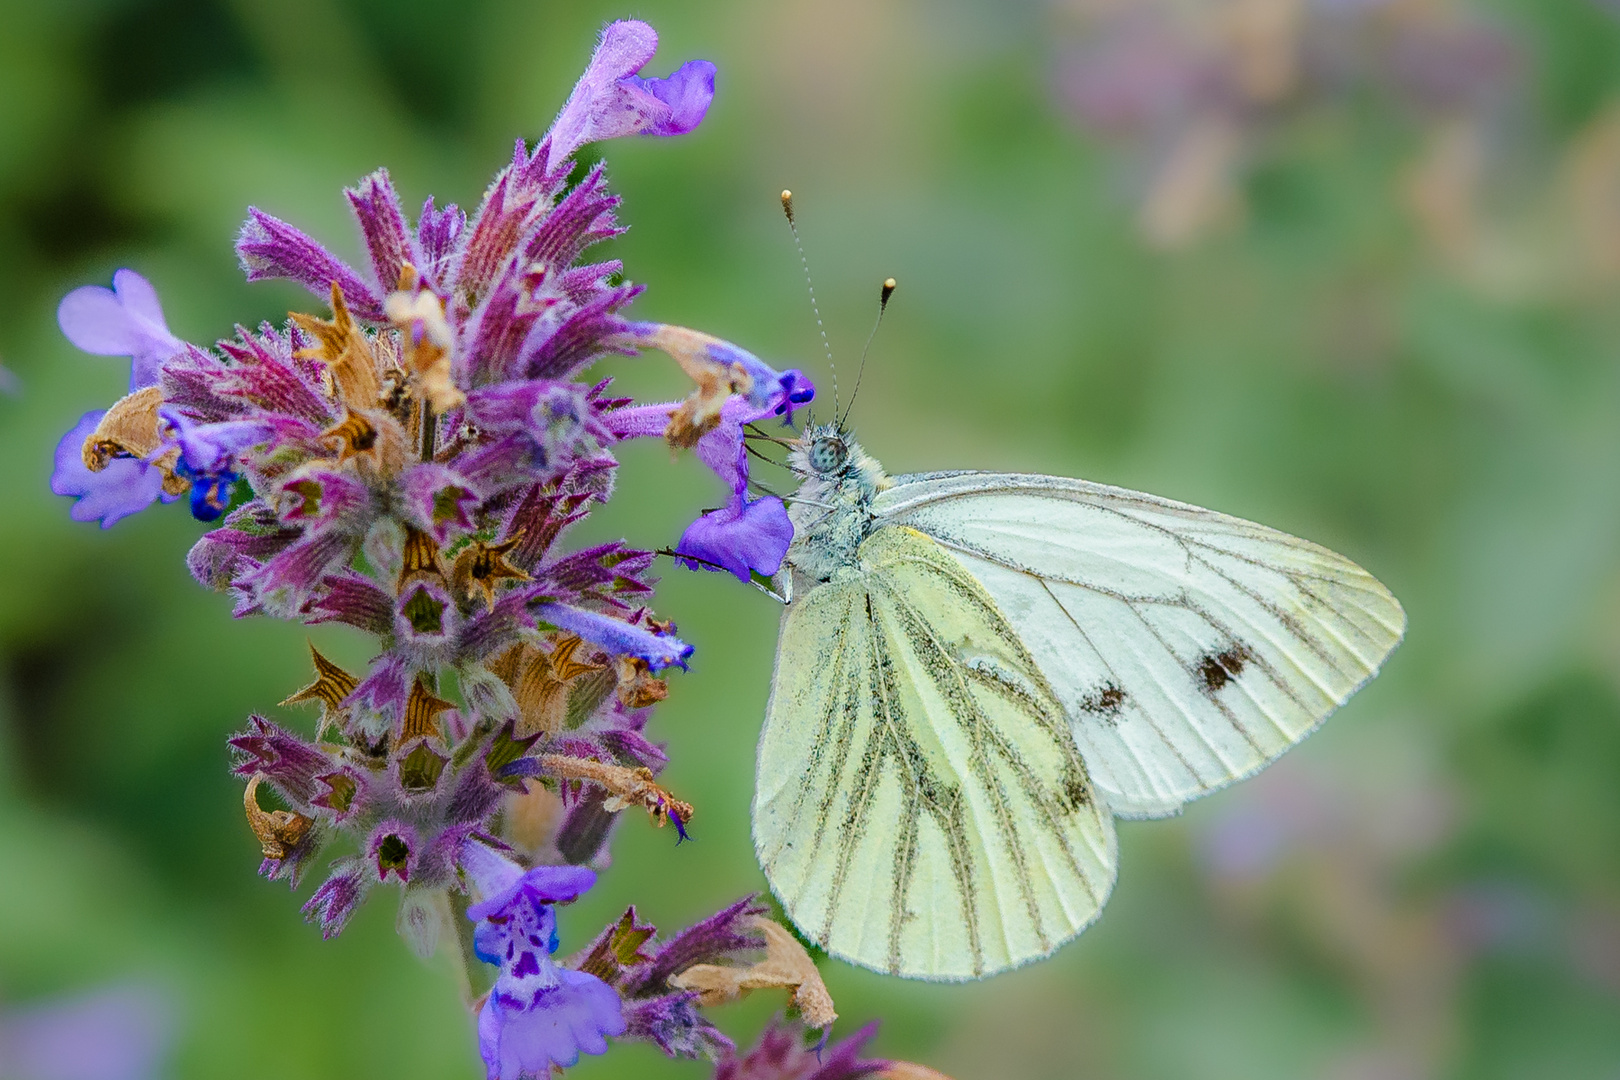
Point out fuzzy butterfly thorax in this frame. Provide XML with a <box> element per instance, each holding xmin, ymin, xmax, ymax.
<box><xmin>782</xmin><ymin>423</ymin><xmax>894</xmax><ymax>586</ymax></box>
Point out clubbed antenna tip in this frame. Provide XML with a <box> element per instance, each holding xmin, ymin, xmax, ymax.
<box><xmin>779</xmin><ymin>187</ymin><xmax>835</xmax><ymax>412</ymax></box>
<box><xmin>841</xmin><ymin>276</ymin><xmax>896</xmax><ymax>427</ymax></box>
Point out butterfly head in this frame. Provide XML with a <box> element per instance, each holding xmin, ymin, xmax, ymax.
<box><xmin>805</xmin><ymin>427</ymin><xmax>850</xmax><ymax>477</ymax></box>
<box><xmin>789</xmin><ymin>421</ymin><xmax>891</xmax><ymax>502</ymax></box>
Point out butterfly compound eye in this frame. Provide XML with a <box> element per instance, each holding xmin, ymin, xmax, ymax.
<box><xmin>808</xmin><ymin>436</ymin><xmax>848</xmax><ymax>474</ymax></box>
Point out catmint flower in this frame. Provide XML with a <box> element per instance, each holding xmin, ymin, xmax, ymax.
<box><xmin>51</xmin><ymin>409</ymin><xmax>178</xmax><ymax>527</ymax></box>
<box><xmin>605</xmin><ymin>366</ymin><xmax>812</xmax><ymax>582</ymax></box>
<box><xmin>620</xmin><ymin>323</ymin><xmax>812</xmax><ymax>446</ymax></box>
<box><xmin>158</xmin><ymin>407</ymin><xmax>273</xmax><ymax>521</ymax></box>
<box><xmin>462</xmin><ymin>843</ymin><xmax>626</xmax><ymax>1077</ymax></box>
<box><xmin>547</xmin><ymin>21</ymin><xmax>718</xmax><ymax>165</ymax></box>
<box><xmin>57</xmin><ymin>269</ymin><xmax>182</xmax><ymax>391</ymax></box>
<box><xmin>536</xmin><ymin>602</ymin><xmax>693</xmax><ymax>671</ymax></box>
<box><xmin>35</xmin><ymin>16</ymin><xmax>929</xmax><ymax>1078</ymax></box>
<box><xmin>51</xmin><ymin>270</ymin><xmax>190</xmax><ymax>527</ymax></box>
<box><xmin>676</xmin><ymin>494</ymin><xmax>794</xmax><ymax>581</ymax></box>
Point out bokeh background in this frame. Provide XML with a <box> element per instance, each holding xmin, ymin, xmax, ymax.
<box><xmin>2</xmin><ymin>0</ymin><xmax>1620</xmax><ymax>1077</ymax></box>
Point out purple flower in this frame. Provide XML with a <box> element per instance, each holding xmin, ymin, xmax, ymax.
<box><xmin>50</xmin><ymin>410</ymin><xmax>176</xmax><ymax>528</ymax></box>
<box><xmin>546</xmin><ymin>20</ymin><xmax>717</xmax><ymax>165</ymax></box>
<box><xmin>0</xmin><ymin>983</ymin><xmax>174</xmax><ymax>1080</ymax></box>
<box><xmin>56</xmin><ymin>269</ymin><xmax>182</xmax><ymax>391</ymax></box>
<box><xmin>536</xmin><ymin>603</ymin><xmax>693</xmax><ymax>671</ymax></box>
<box><xmin>677</xmin><ymin>494</ymin><xmax>793</xmax><ymax>581</ymax></box>
<box><xmin>604</xmin><ymin>359</ymin><xmax>811</xmax><ymax>585</ymax></box>
<box><xmin>159</xmin><ymin>408</ymin><xmax>273</xmax><ymax>521</ymax></box>
<box><xmin>703</xmin><ymin>340</ymin><xmax>811</xmax><ymax>420</ymax></box>
<box><xmin>462</xmin><ymin>843</ymin><xmax>627</xmax><ymax>1078</ymax></box>
<box><xmin>52</xmin><ymin>271</ymin><xmax>189</xmax><ymax>527</ymax></box>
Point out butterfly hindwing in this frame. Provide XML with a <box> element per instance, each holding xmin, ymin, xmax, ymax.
<box><xmin>874</xmin><ymin>472</ymin><xmax>1407</xmax><ymax>818</ymax></box>
<box><xmin>754</xmin><ymin>525</ymin><xmax>1118</xmax><ymax>980</ymax></box>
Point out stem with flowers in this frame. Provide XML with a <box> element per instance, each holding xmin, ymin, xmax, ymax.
<box><xmin>45</xmin><ymin>17</ymin><xmax>944</xmax><ymax>1080</ymax></box>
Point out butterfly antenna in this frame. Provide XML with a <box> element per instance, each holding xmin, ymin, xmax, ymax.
<box><xmin>840</xmin><ymin>277</ymin><xmax>895</xmax><ymax>428</ymax></box>
<box><xmin>781</xmin><ymin>189</ymin><xmax>837</xmax><ymax>419</ymax></box>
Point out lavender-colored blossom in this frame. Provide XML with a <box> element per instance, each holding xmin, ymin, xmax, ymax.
<box><xmin>547</xmin><ymin>20</ymin><xmax>717</xmax><ymax>165</ymax></box>
<box><xmin>0</xmin><ymin>984</ymin><xmax>174</xmax><ymax>1080</ymax></box>
<box><xmin>605</xmin><ymin>371</ymin><xmax>811</xmax><ymax>583</ymax></box>
<box><xmin>463</xmin><ymin>844</ymin><xmax>626</xmax><ymax>1077</ymax></box>
<box><xmin>50</xmin><ymin>410</ymin><xmax>174</xmax><ymax>528</ymax></box>
<box><xmin>158</xmin><ymin>407</ymin><xmax>273</xmax><ymax>521</ymax></box>
<box><xmin>56</xmin><ymin>269</ymin><xmax>182</xmax><ymax>390</ymax></box>
<box><xmin>51</xmin><ymin>271</ymin><xmax>188</xmax><ymax>526</ymax></box>
<box><xmin>536</xmin><ymin>603</ymin><xmax>693</xmax><ymax>671</ymax></box>
<box><xmin>677</xmin><ymin>494</ymin><xmax>793</xmax><ymax>581</ymax></box>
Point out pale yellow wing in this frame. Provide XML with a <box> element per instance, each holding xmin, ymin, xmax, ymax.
<box><xmin>754</xmin><ymin>526</ymin><xmax>1118</xmax><ymax>980</ymax></box>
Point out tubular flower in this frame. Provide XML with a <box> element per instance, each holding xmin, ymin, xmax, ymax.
<box><xmin>50</xmin><ymin>270</ymin><xmax>189</xmax><ymax>527</ymax></box>
<box><xmin>57</xmin><ymin>268</ymin><xmax>183</xmax><ymax>390</ymax></box>
<box><xmin>546</xmin><ymin>20</ymin><xmax>718</xmax><ymax>164</ymax></box>
<box><xmin>676</xmin><ymin>494</ymin><xmax>794</xmax><ymax>581</ymax></box>
<box><xmin>461</xmin><ymin>843</ymin><xmax>626</xmax><ymax>1077</ymax></box>
<box><xmin>604</xmin><ymin>365</ymin><xmax>811</xmax><ymax>584</ymax></box>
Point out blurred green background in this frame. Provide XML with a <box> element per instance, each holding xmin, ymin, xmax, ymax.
<box><xmin>3</xmin><ymin>0</ymin><xmax>1620</xmax><ymax>1077</ymax></box>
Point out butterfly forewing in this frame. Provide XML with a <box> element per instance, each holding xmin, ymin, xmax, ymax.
<box><xmin>874</xmin><ymin>472</ymin><xmax>1406</xmax><ymax>818</ymax></box>
<box><xmin>755</xmin><ymin>526</ymin><xmax>1117</xmax><ymax>980</ymax></box>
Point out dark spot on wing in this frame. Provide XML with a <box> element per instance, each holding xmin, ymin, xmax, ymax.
<box><xmin>1198</xmin><ymin>645</ymin><xmax>1253</xmax><ymax>692</ymax></box>
<box><xmin>1078</xmin><ymin>682</ymin><xmax>1128</xmax><ymax>723</ymax></box>
<box><xmin>1061</xmin><ymin>772</ymin><xmax>1092</xmax><ymax>812</ymax></box>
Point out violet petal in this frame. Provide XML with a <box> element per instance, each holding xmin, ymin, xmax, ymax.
<box><xmin>535</xmin><ymin>603</ymin><xmax>693</xmax><ymax>671</ymax></box>
<box><xmin>51</xmin><ymin>411</ymin><xmax>173</xmax><ymax>528</ymax></box>
<box><xmin>57</xmin><ymin>269</ymin><xmax>183</xmax><ymax>390</ymax></box>
<box><xmin>676</xmin><ymin>495</ymin><xmax>793</xmax><ymax>581</ymax></box>
<box><xmin>546</xmin><ymin>20</ymin><xmax>715</xmax><ymax>165</ymax></box>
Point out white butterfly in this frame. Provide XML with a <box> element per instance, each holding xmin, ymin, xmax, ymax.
<box><xmin>753</xmin><ymin>422</ymin><xmax>1405</xmax><ymax>981</ymax></box>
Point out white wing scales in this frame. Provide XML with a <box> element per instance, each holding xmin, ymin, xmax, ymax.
<box><xmin>875</xmin><ymin>472</ymin><xmax>1406</xmax><ymax>818</ymax></box>
<box><xmin>755</xmin><ymin>527</ymin><xmax>1117</xmax><ymax>980</ymax></box>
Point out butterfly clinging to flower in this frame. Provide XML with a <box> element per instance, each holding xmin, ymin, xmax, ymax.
<box><xmin>749</xmin><ymin>414</ymin><xmax>1405</xmax><ymax>981</ymax></box>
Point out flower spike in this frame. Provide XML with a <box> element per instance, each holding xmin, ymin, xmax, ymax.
<box><xmin>36</xmin><ymin>20</ymin><xmax>915</xmax><ymax>1078</ymax></box>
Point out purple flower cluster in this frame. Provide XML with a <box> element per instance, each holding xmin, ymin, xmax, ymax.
<box><xmin>42</xmin><ymin>19</ymin><xmax>862</xmax><ymax>1079</ymax></box>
